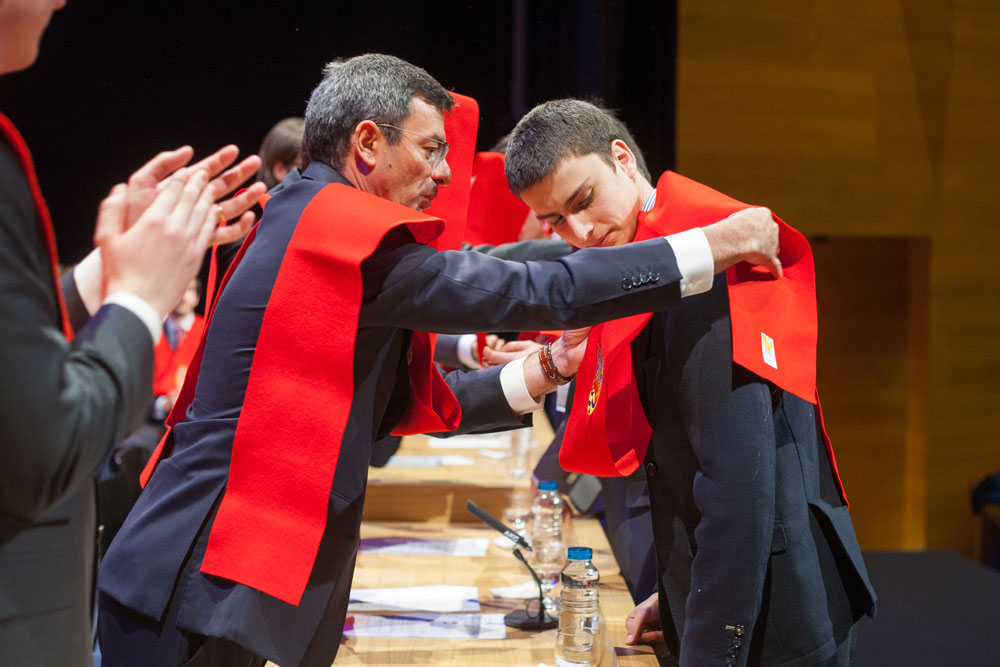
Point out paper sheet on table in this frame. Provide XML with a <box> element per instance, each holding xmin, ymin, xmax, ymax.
<box><xmin>344</xmin><ymin>613</ymin><xmax>506</xmax><ymax>639</ymax></box>
<box><xmin>493</xmin><ymin>534</ymin><xmax>517</xmax><ymax>549</ymax></box>
<box><xmin>385</xmin><ymin>454</ymin><xmax>475</xmax><ymax>468</ymax></box>
<box><xmin>478</xmin><ymin>448</ymin><xmax>507</xmax><ymax>460</ymax></box>
<box><xmin>490</xmin><ymin>579</ymin><xmax>539</xmax><ymax>599</ymax></box>
<box><xmin>359</xmin><ymin>537</ymin><xmax>489</xmax><ymax>557</ymax></box>
<box><xmin>427</xmin><ymin>434</ymin><xmax>510</xmax><ymax>449</ymax></box>
<box><xmin>349</xmin><ymin>585</ymin><xmax>480</xmax><ymax>612</ymax></box>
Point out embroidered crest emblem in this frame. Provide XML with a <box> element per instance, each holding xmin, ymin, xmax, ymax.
<box><xmin>587</xmin><ymin>346</ymin><xmax>605</xmax><ymax>415</ymax></box>
<box><xmin>761</xmin><ymin>332</ymin><xmax>777</xmax><ymax>369</ymax></box>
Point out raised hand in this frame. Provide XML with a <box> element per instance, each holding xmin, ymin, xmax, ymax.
<box><xmin>123</xmin><ymin>145</ymin><xmax>266</xmax><ymax>247</ymax></box>
<box><xmin>96</xmin><ymin>169</ymin><xmax>220</xmax><ymax>319</ymax></box>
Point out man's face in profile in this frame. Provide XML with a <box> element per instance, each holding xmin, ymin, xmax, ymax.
<box><xmin>370</xmin><ymin>97</ymin><xmax>451</xmax><ymax>212</ymax></box>
<box><xmin>517</xmin><ymin>145</ymin><xmax>642</xmax><ymax>250</ymax></box>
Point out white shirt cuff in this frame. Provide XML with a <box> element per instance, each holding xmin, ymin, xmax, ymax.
<box><xmin>665</xmin><ymin>228</ymin><xmax>714</xmax><ymax>297</ymax></box>
<box><xmin>500</xmin><ymin>356</ymin><xmax>545</xmax><ymax>415</ymax></box>
<box><xmin>72</xmin><ymin>249</ymin><xmax>104</xmax><ymax>315</ymax></box>
<box><xmin>104</xmin><ymin>291</ymin><xmax>162</xmax><ymax>345</ymax></box>
<box><xmin>456</xmin><ymin>333</ymin><xmax>483</xmax><ymax>370</ymax></box>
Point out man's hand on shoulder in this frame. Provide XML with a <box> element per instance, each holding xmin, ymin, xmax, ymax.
<box><xmin>702</xmin><ymin>206</ymin><xmax>782</xmax><ymax>278</ymax></box>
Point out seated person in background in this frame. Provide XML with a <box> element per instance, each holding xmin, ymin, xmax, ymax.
<box><xmin>153</xmin><ymin>277</ymin><xmax>206</xmax><ymax>420</ymax></box>
<box><xmin>0</xmin><ymin>3</ymin><xmax>264</xmax><ymax>665</ymax></box>
<box><xmin>504</xmin><ymin>98</ymin><xmax>876</xmax><ymax>667</ymax></box>
<box><xmin>256</xmin><ymin>117</ymin><xmax>306</xmax><ymax>189</ymax></box>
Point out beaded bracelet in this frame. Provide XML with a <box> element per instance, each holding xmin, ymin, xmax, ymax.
<box><xmin>538</xmin><ymin>341</ymin><xmax>574</xmax><ymax>385</ymax></box>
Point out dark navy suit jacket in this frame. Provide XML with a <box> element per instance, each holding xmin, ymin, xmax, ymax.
<box><xmin>98</xmin><ymin>161</ymin><xmax>690</xmax><ymax>666</ymax></box>
<box><xmin>636</xmin><ymin>272</ymin><xmax>876</xmax><ymax>667</ymax></box>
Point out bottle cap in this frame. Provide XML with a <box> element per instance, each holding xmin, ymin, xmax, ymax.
<box><xmin>567</xmin><ymin>546</ymin><xmax>592</xmax><ymax>561</ymax></box>
<box><xmin>538</xmin><ymin>481</ymin><xmax>558</xmax><ymax>491</ymax></box>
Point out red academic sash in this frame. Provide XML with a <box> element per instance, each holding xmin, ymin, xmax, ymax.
<box><xmin>141</xmin><ymin>184</ymin><xmax>462</xmax><ymax>605</ymax></box>
<box><xmin>425</xmin><ymin>92</ymin><xmax>479</xmax><ymax>251</ymax></box>
<box><xmin>560</xmin><ymin>171</ymin><xmax>845</xmax><ymax>501</ymax></box>
<box><xmin>0</xmin><ymin>113</ymin><xmax>72</xmax><ymax>340</ymax></box>
<box><xmin>152</xmin><ymin>315</ymin><xmax>206</xmax><ymax>397</ymax></box>
<box><xmin>464</xmin><ymin>151</ymin><xmax>531</xmax><ymax>246</ymax></box>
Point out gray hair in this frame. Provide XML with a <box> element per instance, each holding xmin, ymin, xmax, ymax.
<box><xmin>303</xmin><ymin>54</ymin><xmax>454</xmax><ymax>170</ymax></box>
<box><xmin>505</xmin><ymin>99</ymin><xmax>650</xmax><ymax>194</ymax></box>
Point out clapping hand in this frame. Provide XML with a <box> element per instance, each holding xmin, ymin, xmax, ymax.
<box><xmin>123</xmin><ymin>145</ymin><xmax>266</xmax><ymax>246</ymax></box>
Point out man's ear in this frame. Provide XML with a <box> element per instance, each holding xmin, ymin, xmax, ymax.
<box><xmin>610</xmin><ymin>139</ymin><xmax>637</xmax><ymax>179</ymax></box>
<box><xmin>353</xmin><ymin>120</ymin><xmax>381</xmax><ymax>171</ymax></box>
<box><xmin>272</xmin><ymin>161</ymin><xmax>288</xmax><ymax>182</ymax></box>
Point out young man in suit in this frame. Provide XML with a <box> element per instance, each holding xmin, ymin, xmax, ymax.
<box><xmin>97</xmin><ymin>54</ymin><xmax>783</xmax><ymax>667</ymax></box>
<box><xmin>505</xmin><ymin>99</ymin><xmax>876</xmax><ymax>666</ymax></box>
<box><xmin>0</xmin><ymin>2</ymin><xmax>263</xmax><ymax>665</ymax></box>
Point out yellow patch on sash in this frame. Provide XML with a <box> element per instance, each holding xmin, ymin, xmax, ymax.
<box><xmin>586</xmin><ymin>346</ymin><xmax>605</xmax><ymax>415</ymax></box>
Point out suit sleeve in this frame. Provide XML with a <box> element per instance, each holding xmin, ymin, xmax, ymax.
<box><xmin>60</xmin><ymin>265</ymin><xmax>95</xmax><ymax>332</ymax></box>
<box><xmin>436</xmin><ymin>365</ymin><xmax>529</xmax><ymax>436</ymax></box>
<box><xmin>466</xmin><ymin>238</ymin><xmax>574</xmax><ymax>262</ymax></box>
<box><xmin>0</xmin><ymin>145</ymin><xmax>154</xmax><ymax>520</ymax></box>
<box><xmin>360</xmin><ymin>228</ymin><xmax>683</xmax><ymax>333</ymax></box>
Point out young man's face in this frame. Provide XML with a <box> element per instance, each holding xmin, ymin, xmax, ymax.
<box><xmin>369</xmin><ymin>96</ymin><xmax>451</xmax><ymax>212</ymax></box>
<box><xmin>517</xmin><ymin>142</ymin><xmax>642</xmax><ymax>249</ymax></box>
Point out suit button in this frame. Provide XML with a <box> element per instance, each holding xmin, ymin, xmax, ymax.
<box><xmin>649</xmin><ymin>271</ymin><xmax>660</xmax><ymax>283</ymax></box>
<box><xmin>639</xmin><ymin>272</ymin><xmax>649</xmax><ymax>284</ymax></box>
<box><xmin>645</xmin><ymin>461</ymin><xmax>657</xmax><ymax>477</ymax></box>
<box><xmin>631</xmin><ymin>275</ymin><xmax>643</xmax><ymax>288</ymax></box>
<box><xmin>621</xmin><ymin>278</ymin><xmax>632</xmax><ymax>290</ymax></box>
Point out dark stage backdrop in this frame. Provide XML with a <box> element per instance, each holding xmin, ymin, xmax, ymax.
<box><xmin>0</xmin><ymin>0</ymin><xmax>676</xmax><ymax>263</ymax></box>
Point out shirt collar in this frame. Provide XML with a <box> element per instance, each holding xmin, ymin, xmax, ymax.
<box><xmin>642</xmin><ymin>189</ymin><xmax>657</xmax><ymax>212</ymax></box>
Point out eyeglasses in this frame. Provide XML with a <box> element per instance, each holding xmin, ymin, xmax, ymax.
<box><xmin>377</xmin><ymin>124</ymin><xmax>449</xmax><ymax>171</ymax></box>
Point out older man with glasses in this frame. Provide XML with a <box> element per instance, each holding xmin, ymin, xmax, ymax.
<box><xmin>97</xmin><ymin>53</ymin><xmax>782</xmax><ymax>667</ymax></box>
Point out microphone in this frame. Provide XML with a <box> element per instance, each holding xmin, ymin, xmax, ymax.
<box><xmin>466</xmin><ymin>499</ymin><xmax>556</xmax><ymax>630</ymax></box>
<box><xmin>466</xmin><ymin>499</ymin><xmax>532</xmax><ymax>551</ymax></box>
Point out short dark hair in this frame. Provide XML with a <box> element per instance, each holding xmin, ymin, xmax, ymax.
<box><xmin>505</xmin><ymin>99</ymin><xmax>650</xmax><ymax>194</ymax></box>
<box><xmin>257</xmin><ymin>117</ymin><xmax>304</xmax><ymax>189</ymax></box>
<box><xmin>303</xmin><ymin>54</ymin><xmax>454</xmax><ymax>170</ymax></box>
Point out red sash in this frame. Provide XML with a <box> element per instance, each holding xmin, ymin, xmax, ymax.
<box><xmin>142</xmin><ymin>184</ymin><xmax>462</xmax><ymax>605</ymax></box>
<box><xmin>0</xmin><ymin>113</ymin><xmax>72</xmax><ymax>340</ymax></box>
<box><xmin>560</xmin><ymin>172</ymin><xmax>845</xmax><ymax>500</ymax></box>
<box><xmin>152</xmin><ymin>315</ymin><xmax>206</xmax><ymax>397</ymax></box>
<box><xmin>464</xmin><ymin>151</ymin><xmax>531</xmax><ymax>246</ymax></box>
<box><xmin>425</xmin><ymin>92</ymin><xmax>479</xmax><ymax>251</ymax></box>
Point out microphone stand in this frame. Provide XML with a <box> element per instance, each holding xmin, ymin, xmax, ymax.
<box><xmin>465</xmin><ymin>498</ymin><xmax>556</xmax><ymax>630</ymax></box>
<box><xmin>506</xmin><ymin>546</ymin><xmax>558</xmax><ymax>630</ymax></box>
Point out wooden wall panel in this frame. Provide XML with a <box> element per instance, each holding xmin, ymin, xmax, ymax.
<box><xmin>812</xmin><ymin>238</ymin><xmax>927</xmax><ymax>550</ymax></box>
<box><xmin>677</xmin><ymin>0</ymin><xmax>1000</xmax><ymax>555</ymax></box>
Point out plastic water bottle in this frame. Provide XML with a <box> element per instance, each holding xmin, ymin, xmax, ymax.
<box><xmin>530</xmin><ymin>480</ymin><xmax>564</xmax><ymax>608</ymax></box>
<box><xmin>555</xmin><ymin>546</ymin><xmax>604</xmax><ymax>667</ymax></box>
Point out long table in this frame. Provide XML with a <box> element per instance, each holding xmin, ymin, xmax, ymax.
<box><xmin>266</xmin><ymin>421</ymin><xmax>662</xmax><ymax>665</ymax></box>
<box><xmin>363</xmin><ymin>422</ymin><xmax>552</xmax><ymax>523</ymax></box>
<box><xmin>334</xmin><ymin>518</ymin><xmax>659</xmax><ymax>666</ymax></box>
